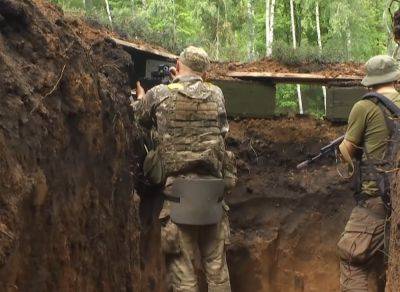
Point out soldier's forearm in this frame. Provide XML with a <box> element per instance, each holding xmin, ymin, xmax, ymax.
<box><xmin>339</xmin><ymin>139</ymin><xmax>358</xmax><ymax>162</ymax></box>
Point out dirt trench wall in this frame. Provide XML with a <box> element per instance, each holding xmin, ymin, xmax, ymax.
<box><xmin>386</xmin><ymin>173</ymin><xmax>400</xmax><ymax>291</ymax></box>
<box><xmin>0</xmin><ymin>1</ymin><xmax>144</xmax><ymax>291</ymax></box>
<box><xmin>225</xmin><ymin>119</ymin><xmax>353</xmax><ymax>292</ymax></box>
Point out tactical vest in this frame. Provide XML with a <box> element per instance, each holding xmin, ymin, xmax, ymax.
<box><xmin>154</xmin><ymin>82</ymin><xmax>225</xmax><ymax>178</ymax></box>
<box><xmin>355</xmin><ymin>93</ymin><xmax>400</xmax><ymax>210</ymax></box>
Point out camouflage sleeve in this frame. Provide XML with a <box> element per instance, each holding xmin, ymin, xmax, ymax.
<box><xmin>132</xmin><ymin>85</ymin><xmax>169</xmax><ymax>129</ymax></box>
<box><xmin>213</xmin><ymin>85</ymin><xmax>229</xmax><ymax>135</ymax></box>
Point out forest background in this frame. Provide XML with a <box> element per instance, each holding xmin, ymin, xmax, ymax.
<box><xmin>51</xmin><ymin>0</ymin><xmax>396</xmax><ymax>116</ymax></box>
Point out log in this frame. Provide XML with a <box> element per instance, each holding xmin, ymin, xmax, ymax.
<box><xmin>109</xmin><ymin>37</ymin><xmax>178</xmax><ymax>61</ymax></box>
<box><xmin>226</xmin><ymin>71</ymin><xmax>363</xmax><ymax>84</ymax></box>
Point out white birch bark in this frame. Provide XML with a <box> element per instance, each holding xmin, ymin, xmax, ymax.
<box><xmin>268</xmin><ymin>0</ymin><xmax>276</xmax><ymax>55</ymax></box>
<box><xmin>104</xmin><ymin>0</ymin><xmax>113</xmax><ymax>28</ymax></box>
<box><xmin>316</xmin><ymin>2</ymin><xmax>322</xmax><ymax>51</ymax></box>
<box><xmin>265</xmin><ymin>0</ymin><xmax>270</xmax><ymax>56</ymax></box>
<box><xmin>347</xmin><ymin>29</ymin><xmax>352</xmax><ymax>59</ymax></box>
<box><xmin>290</xmin><ymin>0</ymin><xmax>303</xmax><ymax>114</ymax></box>
<box><xmin>216</xmin><ymin>8</ymin><xmax>220</xmax><ymax>60</ymax></box>
<box><xmin>315</xmin><ymin>1</ymin><xmax>327</xmax><ymax>114</ymax></box>
<box><xmin>172</xmin><ymin>0</ymin><xmax>177</xmax><ymax>47</ymax></box>
<box><xmin>248</xmin><ymin>0</ymin><xmax>255</xmax><ymax>60</ymax></box>
<box><xmin>290</xmin><ymin>0</ymin><xmax>297</xmax><ymax>49</ymax></box>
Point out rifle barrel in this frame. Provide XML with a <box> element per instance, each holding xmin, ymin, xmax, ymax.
<box><xmin>296</xmin><ymin>135</ymin><xmax>344</xmax><ymax>169</ymax></box>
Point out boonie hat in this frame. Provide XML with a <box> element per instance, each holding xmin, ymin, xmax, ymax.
<box><xmin>179</xmin><ymin>46</ymin><xmax>210</xmax><ymax>73</ymax></box>
<box><xmin>362</xmin><ymin>55</ymin><xmax>400</xmax><ymax>87</ymax></box>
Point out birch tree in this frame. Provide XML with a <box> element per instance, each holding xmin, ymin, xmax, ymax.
<box><xmin>216</xmin><ymin>8</ymin><xmax>221</xmax><ymax>60</ymax></box>
<box><xmin>104</xmin><ymin>0</ymin><xmax>113</xmax><ymax>28</ymax></box>
<box><xmin>172</xmin><ymin>0</ymin><xmax>177</xmax><ymax>47</ymax></box>
<box><xmin>248</xmin><ymin>0</ymin><xmax>256</xmax><ymax>60</ymax></box>
<box><xmin>265</xmin><ymin>0</ymin><xmax>276</xmax><ymax>57</ymax></box>
<box><xmin>290</xmin><ymin>0</ymin><xmax>303</xmax><ymax>114</ymax></box>
<box><xmin>315</xmin><ymin>1</ymin><xmax>327</xmax><ymax>114</ymax></box>
<box><xmin>265</xmin><ymin>0</ymin><xmax>270</xmax><ymax>55</ymax></box>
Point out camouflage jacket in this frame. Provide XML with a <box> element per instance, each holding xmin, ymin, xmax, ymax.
<box><xmin>133</xmin><ymin>75</ymin><xmax>231</xmax><ymax>179</ymax></box>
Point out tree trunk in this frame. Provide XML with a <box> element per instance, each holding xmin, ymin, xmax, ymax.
<box><xmin>316</xmin><ymin>2</ymin><xmax>322</xmax><ymax>51</ymax></box>
<box><xmin>172</xmin><ymin>0</ymin><xmax>177</xmax><ymax>48</ymax></box>
<box><xmin>216</xmin><ymin>8</ymin><xmax>220</xmax><ymax>60</ymax></box>
<box><xmin>104</xmin><ymin>0</ymin><xmax>113</xmax><ymax>28</ymax></box>
<box><xmin>290</xmin><ymin>0</ymin><xmax>303</xmax><ymax>114</ymax></box>
<box><xmin>265</xmin><ymin>0</ymin><xmax>270</xmax><ymax>56</ymax></box>
<box><xmin>248</xmin><ymin>0</ymin><xmax>255</xmax><ymax>61</ymax></box>
<box><xmin>347</xmin><ymin>29</ymin><xmax>352</xmax><ymax>59</ymax></box>
<box><xmin>290</xmin><ymin>0</ymin><xmax>297</xmax><ymax>49</ymax></box>
<box><xmin>315</xmin><ymin>1</ymin><xmax>327</xmax><ymax>114</ymax></box>
<box><xmin>386</xmin><ymin>174</ymin><xmax>400</xmax><ymax>291</ymax></box>
<box><xmin>266</xmin><ymin>0</ymin><xmax>275</xmax><ymax>57</ymax></box>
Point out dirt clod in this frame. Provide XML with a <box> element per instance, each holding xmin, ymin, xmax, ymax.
<box><xmin>0</xmin><ymin>0</ymin><xmax>143</xmax><ymax>291</ymax></box>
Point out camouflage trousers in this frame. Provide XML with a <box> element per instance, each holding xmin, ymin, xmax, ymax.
<box><xmin>160</xmin><ymin>203</ymin><xmax>231</xmax><ymax>292</ymax></box>
<box><xmin>337</xmin><ymin>197</ymin><xmax>387</xmax><ymax>292</ymax></box>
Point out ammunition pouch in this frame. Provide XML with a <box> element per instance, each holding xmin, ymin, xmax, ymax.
<box><xmin>354</xmin><ymin>160</ymin><xmax>391</xmax><ymax>210</ymax></box>
<box><xmin>166</xmin><ymin>178</ymin><xmax>225</xmax><ymax>225</ymax></box>
<box><xmin>143</xmin><ymin>148</ymin><xmax>165</xmax><ymax>186</ymax></box>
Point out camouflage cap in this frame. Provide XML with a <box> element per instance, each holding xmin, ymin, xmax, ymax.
<box><xmin>179</xmin><ymin>46</ymin><xmax>211</xmax><ymax>73</ymax></box>
<box><xmin>362</xmin><ymin>55</ymin><xmax>400</xmax><ymax>87</ymax></box>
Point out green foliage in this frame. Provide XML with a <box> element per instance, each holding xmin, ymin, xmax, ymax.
<box><xmin>272</xmin><ymin>40</ymin><xmax>348</xmax><ymax>66</ymax></box>
<box><xmin>51</xmin><ymin>0</ymin><xmax>390</xmax><ymax>62</ymax></box>
<box><xmin>276</xmin><ymin>84</ymin><xmax>298</xmax><ymax>114</ymax></box>
<box><xmin>51</xmin><ymin>0</ymin><xmax>392</xmax><ymax>117</ymax></box>
<box><xmin>276</xmin><ymin>84</ymin><xmax>326</xmax><ymax>118</ymax></box>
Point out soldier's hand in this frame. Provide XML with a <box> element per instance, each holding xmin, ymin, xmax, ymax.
<box><xmin>136</xmin><ymin>81</ymin><xmax>145</xmax><ymax>100</ymax></box>
<box><xmin>169</xmin><ymin>66</ymin><xmax>177</xmax><ymax>79</ymax></box>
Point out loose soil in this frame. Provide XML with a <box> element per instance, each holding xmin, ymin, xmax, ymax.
<box><xmin>209</xmin><ymin>59</ymin><xmax>365</xmax><ymax>80</ymax></box>
<box><xmin>0</xmin><ymin>0</ymin><xmax>143</xmax><ymax>291</ymax></box>
<box><xmin>226</xmin><ymin>118</ymin><xmax>352</xmax><ymax>292</ymax></box>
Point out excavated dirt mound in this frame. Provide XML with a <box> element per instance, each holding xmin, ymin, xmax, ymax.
<box><xmin>225</xmin><ymin>118</ymin><xmax>353</xmax><ymax>292</ymax></box>
<box><xmin>209</xmin><ymin>59</ymin><xmax>365</xmax><ymax>80</ymax></box>
<box><xmin>0</xmin><ymin>0</ymin><xmax>147</xmax><ymax>291</ymax></box>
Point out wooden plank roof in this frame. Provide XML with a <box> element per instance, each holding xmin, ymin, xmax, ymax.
<box><xmin>227</xmin><ymin>71</ymin><xmax>363</xmax><ymax>84</ymax></box>
<box><xmin>110</xmin><ymin>37</ymin><xmax>178</xmax><ymax>61</ymax></box>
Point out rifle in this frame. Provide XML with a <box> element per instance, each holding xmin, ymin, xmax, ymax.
<box><xmin>296</xmin><ymin>135</ymin><xmax>344</xmax><ymax>169</ymax></box>
<box><xmin>141</xmin><ymin>64</ymin><xmax>172</xmax><ymax>91</ymax></box>
<box><xmin>131</xmin><ymin>64</ymin><xmax>172</xmax><ymax>100</ymax></box>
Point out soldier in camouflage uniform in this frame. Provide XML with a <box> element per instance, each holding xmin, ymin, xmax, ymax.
<box><xmin>337</xmin><ymin>55</ymin><xmax>400</xmax><ymax>291</ymax></box>
<box><xmin>133</xmin><ymin>46</ymin><xmax>236</xmax><ymax>292</ymax></box>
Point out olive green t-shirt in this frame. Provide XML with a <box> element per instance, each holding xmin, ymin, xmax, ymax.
<box><xmin>345</xmin><ymin>89</ymin><xmax>400</xmax><ymax>195</ymax></box>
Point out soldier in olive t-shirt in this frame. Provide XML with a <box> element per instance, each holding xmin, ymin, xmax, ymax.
<box><xmin>337</xmin><ymin>55</ymin><xmax>400</xmax><ymax>292</ymax></box>
<box><xmin>345</xmin><ymin>89</ymin><xmax>400</xmax><ymax>195</ymax></box>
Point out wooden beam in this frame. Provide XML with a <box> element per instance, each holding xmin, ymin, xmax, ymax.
<box><xmin>109</xmin><ymin>37</ymin><xmax>178</xmax><ymax>61</ymax></box>
<box><xmin>227</xmin><ymin>71</ymin><xmax>363</xmax><ymax>84</ymax></box>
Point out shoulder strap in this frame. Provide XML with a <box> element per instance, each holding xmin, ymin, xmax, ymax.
<box><xmin>362</xmin><ymin>92</ymin><xmax>400</xmax><ymax>117</ymax></box>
